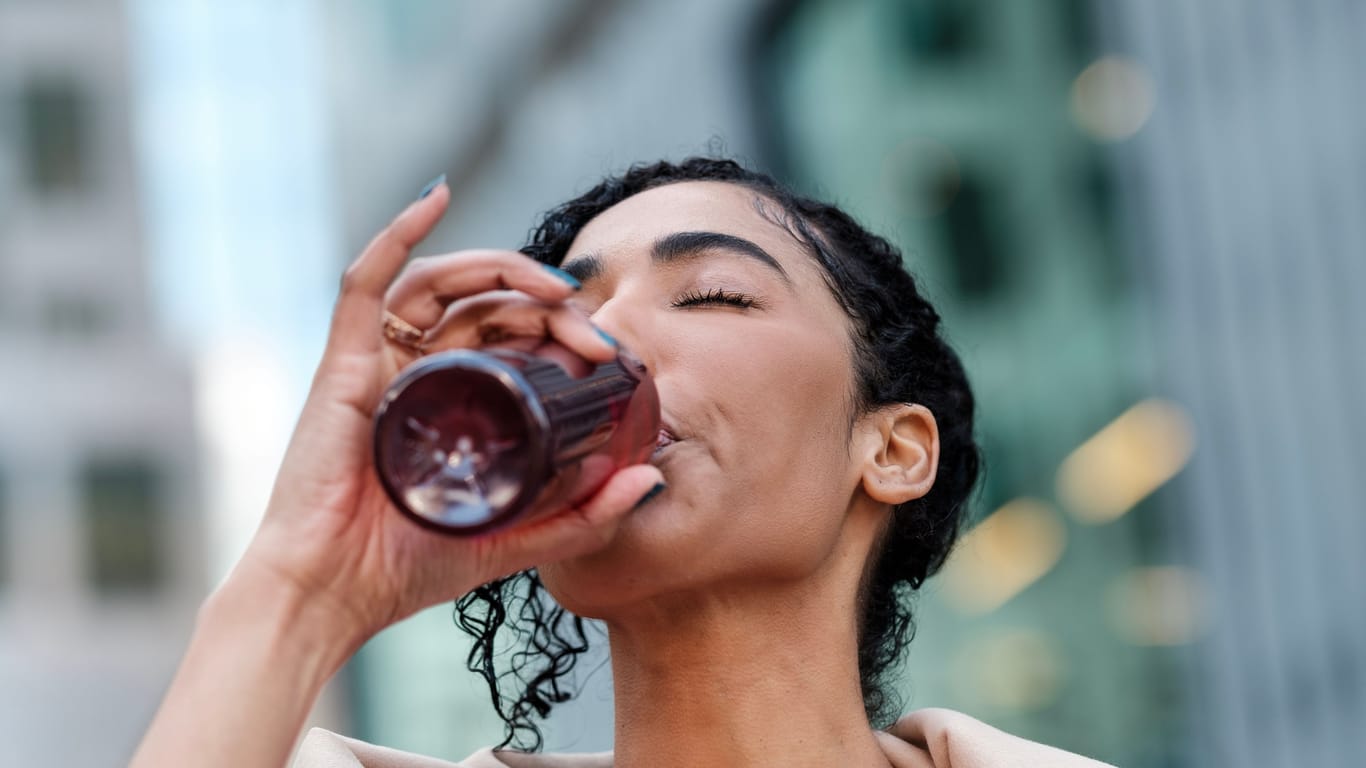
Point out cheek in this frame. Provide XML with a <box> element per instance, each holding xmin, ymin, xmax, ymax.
<box><xmin>690</xmin><ymin>324</ymin><xmax>851</xmax><ymax>467</ymax></box>
<box><xmin>680</xmin><ymin>323</ymin><xmax>858</xmax><ymax>548</ymax></box>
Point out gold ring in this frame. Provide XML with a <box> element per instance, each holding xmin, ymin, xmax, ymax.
<box><xmin>382</xmin><ymin>310</ymin><xmax>426</xmax><ymax>351</ymax></box>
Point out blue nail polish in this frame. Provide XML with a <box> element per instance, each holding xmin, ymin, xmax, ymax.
<box><xmin>418</xmin><ymin>174</ymin><xmax>447</xmax><ymax>200</ymax></box>
<box><xmin>633</xmin><ymin>482</ymin><xmax>666</xmax><ymax>510</ymax></box>
<box><xmin>540</xmin><ymin>263</ymin><xmax>582</xmax><ymax>289</ymax></box>
<box><xmin>595</xmin><ymin>327</ymin><xmax>618</xmax><ymax>347</ymax></box>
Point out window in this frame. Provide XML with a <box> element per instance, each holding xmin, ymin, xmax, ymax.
<box><xmin>892</xmin><ymin>0</ymin><xmax>982</xmax><ymax>64</ymax></box>
<box><xmin>1079</xmin><ymin>153</ymin><xmax>1126</xmax><ymax>296</ymax></box>
<box><xmin>21</xmin><ymin>76</ymin><xmax>92</xmax><ymax>196</ymax></box>
<box><xmin>1059</xmin><ymin>0</ymin><xmax>1099</xmax><ymax>67</ymax></box>
<box><xmin>81</xmin><ymin>458</ymin><xmax>165</xmax><ymax>592</ymax></box>
<box><xmin>938</xmin><ymin>171</ymin><xmax>1007</xmax><ymax>301</ymax></box>
<box><xmin>42</xmin><ymin>292</ymin><xmax>109</xmax><ymax>338</ymax></box>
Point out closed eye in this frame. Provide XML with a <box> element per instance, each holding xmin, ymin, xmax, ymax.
<box><xmin>671</xmin><ymin>288</ymin><xmax>762</xmax><ymax>309</ymax></box>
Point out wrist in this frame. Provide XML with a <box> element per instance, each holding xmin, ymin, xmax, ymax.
<box><xmin>201</xmin><ymin>559</ymin><xmax>368</xmax><ymax>689</ymax></box>
<box><xmin>130</xmin><ymin>558</ymin><xmax>371</xmax><ymax>767</ymax></box>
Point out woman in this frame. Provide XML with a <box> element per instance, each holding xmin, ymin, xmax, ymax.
<box><xmin>130</xmin><ymin>158</ymin><xmax>1111</xmax><ymax>767</ymax></box>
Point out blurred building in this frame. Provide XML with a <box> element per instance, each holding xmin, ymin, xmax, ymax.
<box><xmin>1109</xmin><ymin>3</ymin><xmax>1366</xmax><ymax>766</ymax></box>
<box><xmin>0</xmin><ymin>1</ymin><xmax>203</xmax><ymax>765</ymax></box>
<box><xmin>758</xmin><ymin>2</ymin><xmax>1177</xmax><ymax>764</ymax></box>
<box><xmin>757</xmin><ymin>1</ymin><xmax>1366</xmax><ymax>767</ymax></box>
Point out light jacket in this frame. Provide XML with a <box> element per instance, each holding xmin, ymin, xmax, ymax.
<box><xmin>294</xmin><ymin>708</ymin><xmax>1117</xmax><ymax>767</ymax></box>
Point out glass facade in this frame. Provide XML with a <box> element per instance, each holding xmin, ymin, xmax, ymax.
<box><xmin>0</xmin><ymin>469</ymin><xmax>6</xmax><ymax>588</ymax></box>
<box><xmin>347</xmin><ymin>605</ymin><xmax>508</xmax><ymax>760</ymax></box>
<box><xmin>755</xmin><ymin>1</ymin><xmax>1183</xmax><ymax>765</ymax></box>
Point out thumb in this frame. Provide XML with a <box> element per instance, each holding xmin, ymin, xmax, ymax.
<box><xmin>568</xmin><ymin>464</ymin><xmax>667</xmax><ymax>528</ymax></box>
<box><xmin>480</xmin><ymin>465</ymin><xmax>666</xmax><ymax>577</ymax></box>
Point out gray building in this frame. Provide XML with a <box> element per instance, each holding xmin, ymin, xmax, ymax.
<box><xmin>0</xmin><ymin>1</ymin><xmax>203</xmax><ymax>766</ymax></box>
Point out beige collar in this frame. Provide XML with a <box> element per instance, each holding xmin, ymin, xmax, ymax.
<box><xmin>294</xmin><ymin>708</ymin><xmax>1116</xmax><ymax>768</ymax></box>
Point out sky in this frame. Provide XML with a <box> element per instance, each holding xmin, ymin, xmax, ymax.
<box><xmin>129</xmin><ymin>0</ymin><xmax>340</xmax><ymax>578</ymax></box>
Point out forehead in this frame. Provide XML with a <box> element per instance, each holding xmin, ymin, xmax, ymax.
<box><xmin>566</xmin><ymin>181</ymin><xmax>815</xmax><ymax>275</ymax></box>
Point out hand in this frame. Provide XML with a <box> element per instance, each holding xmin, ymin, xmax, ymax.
<box><xmin>236</xmin><ymin>181</ymin><xmax>663</xmax><ymax>647</ymax></box>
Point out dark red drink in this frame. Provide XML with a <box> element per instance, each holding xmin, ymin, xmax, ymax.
<box><xmin>373</xmin><ymin>349</ymin><xmax>660</xmax><ymax>534</ymax></box>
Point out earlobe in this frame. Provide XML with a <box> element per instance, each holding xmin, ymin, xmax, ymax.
<box><xmin>861</xmin><ymin>404</ymin><xmax>940</xmax><ymax>506</ymax></box>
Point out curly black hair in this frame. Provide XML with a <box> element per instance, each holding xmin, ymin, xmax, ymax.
<box><xmin>453</xmin><ymin>157</ymin><xmax>981</xmax><ymax>751</ymax></box>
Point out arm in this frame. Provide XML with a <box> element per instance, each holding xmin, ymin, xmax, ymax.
<box><xmin>130</xmin><ymin>180</ymin><xmax>662</xmax><ymax>768</ymax></box>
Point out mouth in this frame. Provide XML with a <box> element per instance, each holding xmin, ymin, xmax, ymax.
<box><xmin>652</xmin><ymin>424</ymin><xmax>682</xmax><ymax>456</ymax></box>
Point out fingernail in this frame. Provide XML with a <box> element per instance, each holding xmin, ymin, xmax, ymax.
<box><xmin>418</xmin><ymin>173</ymin><xmax>447</xmax><ymax>200</ymax></box>
<box><xmin>632</xmin><ymin>482</ymin><xmax>666</xmax><ymax>510</ymax></box>
<box><xmin>594</xmin><ymin>327</ymin><xmax>618</xmax><ymax>347</ymax></box>
<box><xmin>540</xmin><ymin>263</ymin><xmax>582</xmax><ymax>289</ymax></box>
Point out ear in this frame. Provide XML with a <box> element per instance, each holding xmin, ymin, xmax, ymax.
<box><xmin>858</xmin><ymin>403</ymin><xmax>940</xmax><ymax>506</ymax></box>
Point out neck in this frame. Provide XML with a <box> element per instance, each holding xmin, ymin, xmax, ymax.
<box><xmin>605</xmin><ymin>578</ymin><xmax>892</xmax><ymax>768</ymax></box>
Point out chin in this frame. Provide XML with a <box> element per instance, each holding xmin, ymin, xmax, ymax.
<box><xmin>539</xmin><ymin>532</ymin><xmax>664</xmax><ymax>619</ymax></box>
<box><xmin>538</xmin><ymin>574</ymin><xmax>635</xmax><ymax>622</ymax></box>
<box><xmin>539</xmin><ymin>497</ymin><xmax>705</xmax><ymax>619</ymax></box>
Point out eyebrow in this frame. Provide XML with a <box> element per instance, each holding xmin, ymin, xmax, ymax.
<box><xmin>559</xmin><ymin>230</ymin><xmax>791</xmax><ymax>285</ymax></box>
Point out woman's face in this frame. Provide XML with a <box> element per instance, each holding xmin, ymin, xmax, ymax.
<box><xmin>539</xmin><ymin>181</ymin><xmax>877</xmax><ymax>615</ymax></box>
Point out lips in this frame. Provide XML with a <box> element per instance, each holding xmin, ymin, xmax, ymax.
<box><xmin>655</xmin><ymin>427</ymin><xmax>679</xmax><ymax>450</ymax></box>
<box><xmin>653</xmin><ymin>422</ymin><xmax>682</xmax><ymax>456</ymax></box>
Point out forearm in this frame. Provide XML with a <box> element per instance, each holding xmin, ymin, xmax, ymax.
<box><xmin>130</xmin><ymin>563</ymin><xmax>364</xmax><ymax>768</ymax></box>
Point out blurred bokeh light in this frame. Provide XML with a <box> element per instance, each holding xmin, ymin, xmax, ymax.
<box><xmin>941</xmin><ymin>497</ymin><xmax>1067</xmax><ymax>615</ymax></box>
<box><xmin>1057</xmin><ymin>398</ymin><xmax>1195</xmax><ymax>524</ymax></box>
<box><xmin>1070</xmin><ymin>55</ymin><xmax>1157</xmax><ymax>142</ymax></box>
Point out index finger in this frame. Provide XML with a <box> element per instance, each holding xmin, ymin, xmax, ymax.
<box><xmin>327</xmin><ymin>178</ymin><xmax>451</xmax><ymax>359</ymax></box>
<box><xmin>384</xmin><ymin>250</ymin><xmax>583</xmax><ymax>332</ymax></box>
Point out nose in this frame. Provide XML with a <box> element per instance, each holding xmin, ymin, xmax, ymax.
<box><xmin>589</xmin><ymin>295</ymin><xmax>656</xmax><ymax>375</ymax></box>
